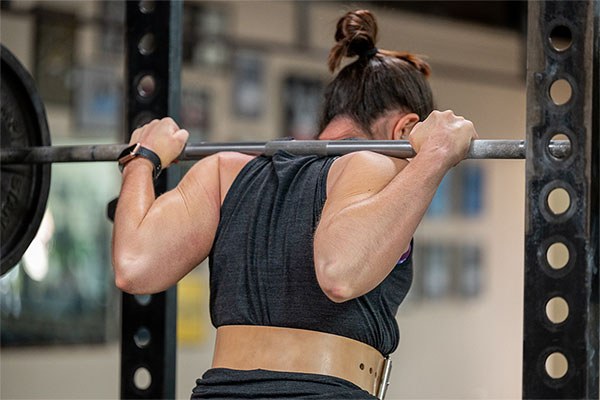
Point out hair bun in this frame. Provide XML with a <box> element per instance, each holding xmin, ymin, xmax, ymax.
<box><xmin>328</xmin><ymin>10</ymin><xmax>378</xmax><ymax>72</ymax></box>
<box><xmin>390</xmin><ymin>51</ymin><xmax>432</xmax><ymax>78</ymax></box>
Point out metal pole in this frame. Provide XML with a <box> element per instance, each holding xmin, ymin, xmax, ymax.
<box><xmin>120</xmin><ymin>1</ymin><xmax>180</xmax><ymax>399</ymax></box>
<box><xmin>0</xmin><ymin>139</ymin><xmax>571</xmax><ymax>163</ymax></box>
<box><xmin>523</xmin><ymin>1</ymin><xmax>599</xmax><ymax>398</ymax></box>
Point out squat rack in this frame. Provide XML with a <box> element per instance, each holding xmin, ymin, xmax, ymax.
<box><xmin>120</xmin><ymin>1</ymin><xmax>599</xmax><ymax>399</ymax></box>
<box><xmin>523</xmin><ymin>1</ymin><xmax>598</xmax><ymax>398</ymax></box>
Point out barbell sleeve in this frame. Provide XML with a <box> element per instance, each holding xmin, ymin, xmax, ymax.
<box><xmin>0</xmin><ymin>140</ymin><xmax>570</xmax><ymax>164</ymax></box>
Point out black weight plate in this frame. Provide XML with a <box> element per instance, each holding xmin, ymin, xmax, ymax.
<box><xmin>1</xmin><ymin>45</ymin><xmax>51</xmax><ymax>276</ymax></box>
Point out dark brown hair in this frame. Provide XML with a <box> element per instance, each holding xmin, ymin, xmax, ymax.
<box><xmin>318</xmin><ymin>10</ymin><xmax>434</xmax><ymax>136</ymax></box>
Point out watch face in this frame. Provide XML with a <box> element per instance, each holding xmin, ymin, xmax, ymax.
<box><xmin>117</xmin><ymin>144</ymin><xmax>161</xmax><ymax>179</ymax></box>
<box><xmin>118</xmin><ymin>152</ymin><xmax>137</xmax><ymax>165</ymax></box>
<box><xmin>118</xmin><ymin>143</ymin><xmax>141</xmax><ymax>170</ymax></box>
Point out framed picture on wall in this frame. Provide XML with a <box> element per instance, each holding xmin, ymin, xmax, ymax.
<box><xmin>420</xmin><ymin>243</ymin><xmax>452</xmax><ymax>299</ymax></box>
<box><xmin>100</xmin><ymin>1</ymin><xmax>124</xmax><ymax>56</ymax></box>
<box><xmin>427</xmin><ymin>170</ymin><xmax>454</xmax><ymax>217</ymax></box>
<box><xmin>459</xmin><ymin>162</ymin><xmax>484</xmax><ymax>217</ymax></box>
<box><xmin>232</xmin><ymin>50</ymin><xmax>264</xmax><ymax>119</ymax></box>
<box><xmin>181</xmin><ymin>88</ymin><xmax>212</xmax><ymax>142</ymax></box>
<box><xmin>34</xmin><ymin>8</ymin><xmax>76</xmax><ymax>105</ymax></box>
<box><xmin>282</xmin><ymin>75</ymin><xmax>324</xmax><ymax>139</ymax></box>
<box><xmin>73</xmin><ymin>66</ymin><xmax>123</xmax><ymax>133</ymax></box>
<box><xmin>183</xmin><ymin>3</ymin><xmax>230</xmax><ymax>68</ymax></box>
<box><xmin>455</xmin><ymin>244</ymin><xmax>483</xmax><ymax>298</ymax></box>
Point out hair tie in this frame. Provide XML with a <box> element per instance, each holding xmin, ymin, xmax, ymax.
<box><xmin>364</xmin><ymin>47</ymin><xmax>378</xmax><ymax>58</ymax></box>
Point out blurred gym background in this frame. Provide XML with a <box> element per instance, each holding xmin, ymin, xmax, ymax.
<box><xmin>1</xmin><ymin>1</ymin><xmax>553</xmax><ymax>398</ymax></box>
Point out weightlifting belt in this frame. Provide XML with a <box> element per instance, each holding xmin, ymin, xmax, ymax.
<box><xmin>211</xmin><ymin>325</ymin><xmax>392</xmax><ymax>399</ymax></box>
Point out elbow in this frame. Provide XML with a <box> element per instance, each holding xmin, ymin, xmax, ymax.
<box><xmin>114</xmin><ymin>270</ymin><xmax>138</xmax><ymax>294</ymax></box>
<box><xmin>114</xmin><ymin>273</ymin><xmax>135</xmax><ymax>294</ymax></box>
<box><xmin>322</xmin><ymin>284</ymin><xmax>355</xmax><ymax>303</ymax></box>
<box><xmin>112</xmin><ymin>253</ymin><xmax>149</xmax><ymax>295</ymax></box>
<box><xmin>113</xmin><ymin>261</ymin><xmax>138</xmax><ymax>294</ymax></box>
<box><xmin>315</xmin><ymin>262</ymin><xmax>356</xmax><ymax>303</ymax></box>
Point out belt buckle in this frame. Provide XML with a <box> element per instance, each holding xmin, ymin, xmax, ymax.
<box><xmin>376</xmin><ymin>357</ymin><xmax>392</xmax><ymax>400</ymax></box>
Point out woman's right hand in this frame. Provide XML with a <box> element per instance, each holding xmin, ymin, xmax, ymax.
<box><xmin>129</xmin><ymin>117</ymin><xmax>189</xmax><ymax>168</ymax></box>
<box><xmin>408</xmin><ymin>110</ymin><xmax>478</xmax><ymax>169</ymax></box>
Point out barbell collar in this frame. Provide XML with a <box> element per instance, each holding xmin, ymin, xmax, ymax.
<box><xmin>0</xmin><ymin>140</ymin><xmax>571</xmax><ymax>164</ymax></box>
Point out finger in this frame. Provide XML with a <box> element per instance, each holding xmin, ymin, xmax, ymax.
<box><xmin>146</xmin><ymin>119</ymin><xmax>161</xmax><ymax>129</ymax></box>
<box><xmin>174</xmin><ymin>129</ymin><xmax>189</xmax><ymax>144</ymax></box>
<box><xmin>160</xmin><ymin>117</ymin><xmax>180</xmax><ymax>134</ymax></box>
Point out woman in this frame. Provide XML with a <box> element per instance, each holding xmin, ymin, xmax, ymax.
<box><xmin>112</xmin><ymin>9</ymin><xmax>477</xmax><ymax>399</ymax></box>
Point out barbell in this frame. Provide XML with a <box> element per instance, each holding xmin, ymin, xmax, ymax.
<box><xmin>0</xmin><ymin>44</ymin><xmax>572</xmax><ymax>277</ymax></box>
<box><xmin>0</xmin><ymin>139</ymin><xmax>572</xmax><ymax>164</ymax></box>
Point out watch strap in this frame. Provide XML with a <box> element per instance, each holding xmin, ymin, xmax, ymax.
<box><xmin>118</xmin><ymin>143</ymin><xmax>162</xmax><ymax>180</ymax></box>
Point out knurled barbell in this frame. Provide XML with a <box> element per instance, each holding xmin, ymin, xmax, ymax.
<box><xmin>0</xmin><ymin>44</ymin><xmax>572</xmax><ymax>277</ymax></box>
<box><xmin>0</xmin><ymin>139</ymin><xmax>571</xmax><ymax>164</ymax></box>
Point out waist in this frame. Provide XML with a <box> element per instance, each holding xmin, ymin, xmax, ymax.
<box><xmin>211</xmin><ymin>325</ymin><xmax>391</xmax><ymax>398</ymax></box>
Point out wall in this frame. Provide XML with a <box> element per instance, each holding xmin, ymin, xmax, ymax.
<box><xmin>1</xmin><ymin>1</ymin><xmax>527</xmax><ymax>399</ymax></box>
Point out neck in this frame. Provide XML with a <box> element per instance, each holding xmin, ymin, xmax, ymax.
<box><xmin>318</xmin><ymin>117</ymin><xmax>370</xmax><ymax>140</ymax></box>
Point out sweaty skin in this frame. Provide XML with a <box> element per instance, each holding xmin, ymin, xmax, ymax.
<box><xmin>112</xmin><ymin>111</ymin><xmax>477</xmax><ymax>300</ymax></box>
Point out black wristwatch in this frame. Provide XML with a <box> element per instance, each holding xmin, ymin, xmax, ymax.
<box><xmin>118</xmin><ymin>143</ymin><xmax>162</xmax><ymax>180</ymax></box>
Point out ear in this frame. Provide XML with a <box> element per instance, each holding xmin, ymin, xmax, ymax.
<box><xmin>391</xmin><ymin>113</ymin><xmax>419</xmax><ymax>140</ymax></box>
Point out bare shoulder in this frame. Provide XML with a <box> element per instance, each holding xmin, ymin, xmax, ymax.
<box><xmin>216</xmin><ymin>151</ymin><xmax>255</xmax><ymax>173</ymax></box>
<box><xmin>327</xmin><ymin>150</ymin><xmax>409</xmax><ymax>194</ymax></box>
<box><xmin>216</xmin><ymin>152</ymin><xmax>255</xmax><ymax>204</ymax></box>
<box><xmin>178</xmin><ymin>152</ymin><xmax>255</xmax><ymax>206</ymax></box>
<box><xmin>184</xmin><ymin>152</ymin><xmax>253</xmax><ymax>177</ymax></box>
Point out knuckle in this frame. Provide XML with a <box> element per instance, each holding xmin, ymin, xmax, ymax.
<box><xmin>167</xmin><ymin>118</ymin><xmax>180</xmax><ymax>132</ymax></box>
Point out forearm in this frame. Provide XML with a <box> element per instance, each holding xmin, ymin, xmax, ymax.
<box><xmin>112</xmin><ymin>159</ymin><xmax>160</xmax><ymax>287</ymax></box>
<box><xmin>315</xmin><ymin>149</ymin><xmax>450</xmax><ymax>301</ymax></box>
<box><xmin>114</xmin><ymin>159</ymin><xmax>156</xmax><ymax>234</ymax></box>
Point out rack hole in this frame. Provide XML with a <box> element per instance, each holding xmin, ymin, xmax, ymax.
<box><xmin>546</xmin><ymin>297</ymin><xmax>569</xmax><ymax>324</ymax></box>
<box><xmin>546</xmin><ymin>242</ymin><xmax>569</xmax><ymax>270</ymax></box>
<box><xmin>549</xmin><ymin>79</ymin><xmax>572</xmax><ymax>106</ymax></box>
<box><xmin>137</xmin><ymin>75</ymin><xmax>156</xmax><ymax>98</ymax></box>
<box><xmin>547</xmin><ymin>187</ymin><xmax>570</xmax><ymax>215</ymax></box>
<box><xmin>134</xmin><ymin>327</ymin><xmax>151</xmax><ymax>348</ymax></box>
<box><xmin>134</xmin><ymin>294</ymin><xmax>152</xmax><ymax>306</ymax></box>
<box><xmin>548</xmin><ymin>133</ymin><xmax>571</xmax><ymax>159</ymax></box>
<box><xmin>139</xmin><ymin>0</ymin><xmax>155</xmax><ymax>14</ymax></box>
<box><xmin>545</xmin><ymin>352</ymin><xmax>568</xmax><ymax>379</ymax></box>
<box><xmin>138</xmin><ymin>33</ymin><xmax>156</xmax><ymax>56</ymax></box>
<box><xmin>549</xmin><ymin>25</ymin><xmax>572</xmax><ymax>52</ymax></box>
<box><xmin>134</xmin><ymin>367</ymin><xmax>152</xmax><ymax>390</ymax></box>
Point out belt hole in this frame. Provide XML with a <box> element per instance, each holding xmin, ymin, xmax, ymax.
<box><xmin>359</xmin><ymin>363</ymin><xmax>365</xmax><ymax>370</ymax></box>
<box><xmin>375</xmin><ymin>371</ymin><xmax>378</xmax><ymax>377</ymax></box>
<box><xmin>369</xmin><ymin>367</ymin><xmax>373</xmax><ymax>374</ymax></box>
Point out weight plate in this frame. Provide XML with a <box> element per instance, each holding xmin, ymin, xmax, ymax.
<box><xmin>1</xmin><ymin>45</ymin><xmax>51</xmax><ymax>276</ymax></box>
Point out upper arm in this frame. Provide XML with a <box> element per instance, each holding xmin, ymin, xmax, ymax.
<box><xmin>150</xmin><ymin>152</ymin><xmax>253</xmax><ymax>264</ymax></box>
<box><xmin>114</xmin><ymin>152</ymin><xmax>252</xmax><ymax>294</ymax></box>
<box><xmin>134</xmin><ymin>155</ymin><xmax>223</xmax><ymax>276</ymax></box>
<box><xmin>313</xmin><ymin>152</ymin><xmax>409</xmax><ymax>301</ymax></box>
